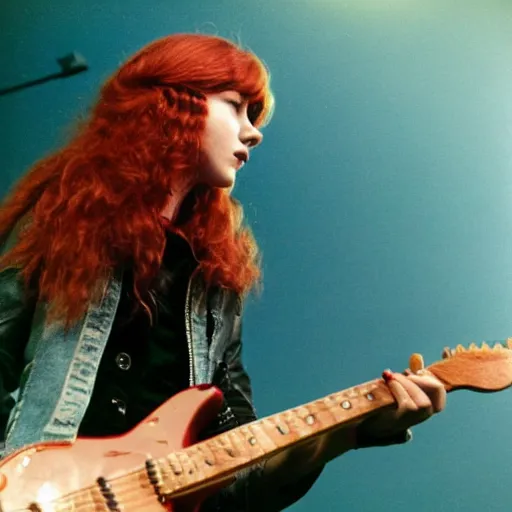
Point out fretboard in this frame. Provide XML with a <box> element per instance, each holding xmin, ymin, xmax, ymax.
<box><xmin>139</xmin><ymin>377</ymin><xmax>396</xmax><ymax>498</ymax></box>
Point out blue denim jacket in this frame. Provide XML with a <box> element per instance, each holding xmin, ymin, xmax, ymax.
<box><xmin>4</xmin><ymin>266</ymin><xmax>237</xmax><ymax>452</ymax></box>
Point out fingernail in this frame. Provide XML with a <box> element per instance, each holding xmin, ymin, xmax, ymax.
<box><xmin>382</xmin><ymin>369</ymin><xmax>394</xmax><ymax>382</ymax></box>
<box><xmin>196</xmin><ymin>384</ymin><xmax>213</xmax><ymax>391</ymax></box>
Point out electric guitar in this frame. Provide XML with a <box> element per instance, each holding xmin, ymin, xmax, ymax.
<box><xmin>0</xmin><ymin>341</ymin><xmax>511</xmax><ymax>511</ymax></box>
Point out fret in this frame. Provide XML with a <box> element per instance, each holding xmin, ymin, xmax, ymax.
<box><xmin>235</xmin><ymin>424</ymin><xmax>265</xmax><ymax>456</ymax></box>
<box><xmin>176</xmin><ymin>449</ymin><xmax>198</xmax><ymax>478</ymax></box>
<box><xmin>281</xmin><ymin>408</ymin><xmax>308</xmax><ymax>436</ymax></box>
<box><xmin>194</xmin><ymin>439</ymin><xmax>217</xmax><ymax>468</ymax></box>
<box><xmin>219</xmin><ymin>429</ymin><xmax>245</xmax><ymax>461</ymax></box>
<box><xmin>183</xmin><ymin>445</ymin><xmax>208</xmax><ymax>482</ymax></box>
<box><xmin>262</xmin><ymin>416</ymin><xmax>294</xmax><ymax>444</ymax></box>
<box><xmin>165</xmin><ymin>451</ymin><xmax>186</xmax><ymax>482</ymax></box>
<box><xmin>245</xmin><ymin>421</ymin><xmax>276</xmax><ymax>452</ymax></box>
<box><xmin>202</xmin><ymin>432</ymin><xmax>235</xmax><ymax>467</ymax></box>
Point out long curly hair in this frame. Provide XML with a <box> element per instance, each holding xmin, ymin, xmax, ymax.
<box><xmin>0</xmin><ymin>33</ymin><xmax>275</xmax><ymax>330</ymax></box>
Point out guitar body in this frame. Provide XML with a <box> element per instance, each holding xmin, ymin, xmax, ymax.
<box><xmin>0</xmin><ymin>385</ymin><xmax>225</xmax><ymax>511</ymax></box>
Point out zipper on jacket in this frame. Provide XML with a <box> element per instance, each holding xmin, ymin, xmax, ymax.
<box><xmin>185</xmin><ymin>266</ymin><xmax>200</xmax><ymax>386</ymax></box>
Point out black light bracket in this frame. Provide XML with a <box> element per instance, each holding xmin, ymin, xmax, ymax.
<box><xmin>57</xmin><ymin>52</ymin><xmax>88</xmax><ymax>76</ymax></box>
<box><xmin>0</xmin><ymin>52</ymin><xmax>89</xmax><ymax>96</ymax></box>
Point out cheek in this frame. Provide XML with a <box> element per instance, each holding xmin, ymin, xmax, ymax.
<box><xmin>210</xmin><ymin>112</ymin><xmax>239</xmax><ymax>140</ymax></box>
<box><xmin>201</xmin><ymin>108</ymin><xmax>239</xmax><ymax>160</ymax></box>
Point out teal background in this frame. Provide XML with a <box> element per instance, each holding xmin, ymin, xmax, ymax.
<box><xmin>2</xmin><ymin>1</ymin><xmax>512</xmax><ymax>510</ymax></box>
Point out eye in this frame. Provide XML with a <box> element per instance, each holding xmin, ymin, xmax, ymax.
<box><xmin>227</xmin><ymin>99</ymin><xmax>243</xmax><ymax>112</ymax></box>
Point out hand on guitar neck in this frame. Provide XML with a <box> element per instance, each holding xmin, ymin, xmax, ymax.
<box><xmin>263</xmin><ymin>353</ymin><xmax>447</xmax><ymax>481</ymax></box>
<box><xmin>263</xmin><ymin>340</ymin><xmax>512</xmax><ymax>485</ymax></box>
<box><xmin>355</xmin><ymin>364</ymin><xmax>446</xmax><ymax>445</ymax></box>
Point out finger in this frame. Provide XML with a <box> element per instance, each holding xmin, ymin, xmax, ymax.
<box><xmin>392</xmin><ymin>373</ymin><xmax>434</xmax><ymax>415</ymax></box>
<box><xmin>405</xmin><ymin>372</ymin><xmax>443</xmax><ymax>388</ymax></box>
<box><xmin>383</xmin><ymin>371</ymin><xmax>419</xmax><ymax>414</ymax></box>
<box><xmin>406</xmin><ymin>374</ymin><xmax>447</xmax><ymax>413</ymax></box>
<box><xmin>414</xmin><ymin>368</ymin><xmax>434</xmax><ymax>377</ymax></box>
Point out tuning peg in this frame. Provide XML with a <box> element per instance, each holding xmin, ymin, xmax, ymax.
<box><xmin>442</xmin><ymin>347</ymin><xmax>453</xmax><ymax>359</ymax></box>
<box><xmin>409</xmin><ymin>353</ymin><xmax>425</xmax><ymax>373</ymax></box>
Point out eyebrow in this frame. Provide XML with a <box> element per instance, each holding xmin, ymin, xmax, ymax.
<box><xmin>223</xmin><ymin>90</ymin><xmax>244</xmax><ymax>100</ymax></box>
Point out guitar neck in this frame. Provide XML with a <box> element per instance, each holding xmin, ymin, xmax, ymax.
<box><xmin>145</xmin><ymin>377</ymin><xmax>397</xmax><ymax>498</ymax></box>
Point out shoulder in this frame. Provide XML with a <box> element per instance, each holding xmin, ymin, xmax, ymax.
<box><xmin>219</xmin><ymin>287</ymin><xmax>244</xmax><ymax>317</ymax></box>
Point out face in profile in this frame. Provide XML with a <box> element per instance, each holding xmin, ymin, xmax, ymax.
<box><xmin>198</xmin><ymin>90</ymin><xmax>263</xmax><ymax>189</ymax></box>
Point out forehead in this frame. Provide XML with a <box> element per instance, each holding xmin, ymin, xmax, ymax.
<box><xmin>215</xmin><ymin>89</ymin><xmax>246</xmax><ymax>99</ymax></box>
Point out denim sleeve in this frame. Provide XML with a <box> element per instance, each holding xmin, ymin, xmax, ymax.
<box><xmin>0</xmin><ymin>226</ymin><xmax>37</xmax><ymax>442</ymax></box>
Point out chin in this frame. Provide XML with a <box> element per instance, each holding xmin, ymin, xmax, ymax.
<box><xmin>201</xmin><ymin>165</ymin><xmax>237</xmax><ymax>189</ymax></box>
<box><xmin>217</xmin><ymin>180</ymin><xmax>235</xmax><ymax>191</ymax></box>
<box><xmin>214</xmin><ymin>169</ymin><xmax>236</xmax><ymax>189</ymax></box>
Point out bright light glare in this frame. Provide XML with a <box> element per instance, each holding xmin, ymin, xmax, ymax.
<box><xmin>37</xmin><ymin>482</ymin><xmax>60</xmax><ymax>510</ymax></box>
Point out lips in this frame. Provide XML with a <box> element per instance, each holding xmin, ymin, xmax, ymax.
<box><xmin>234</xmin><ymin>150</ymin><xmax>249</xmax><ymax>164</ymax></box>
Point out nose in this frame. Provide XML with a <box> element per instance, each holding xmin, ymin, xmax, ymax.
<box><xmin>240</xmin><ymin>122</ymin><xmax>263</xmax><ymax>149</ymax></box>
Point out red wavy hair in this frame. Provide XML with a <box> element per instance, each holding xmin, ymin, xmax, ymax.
<box><xmin>0</xmin><ymin>33</ymin><xmax>274</xmax><ymax>330</ymax></box>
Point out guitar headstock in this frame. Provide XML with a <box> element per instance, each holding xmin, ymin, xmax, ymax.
<box><xmin>413</xmin><ymin>339</ymin><xmax>512</xmax><ymax>392</ymax></box>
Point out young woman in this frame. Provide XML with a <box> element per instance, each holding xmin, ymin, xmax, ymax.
<box><xmin>0</xmin><ymin>33</ymin><xmax>446</xmax><ymax>511</ymax></box>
